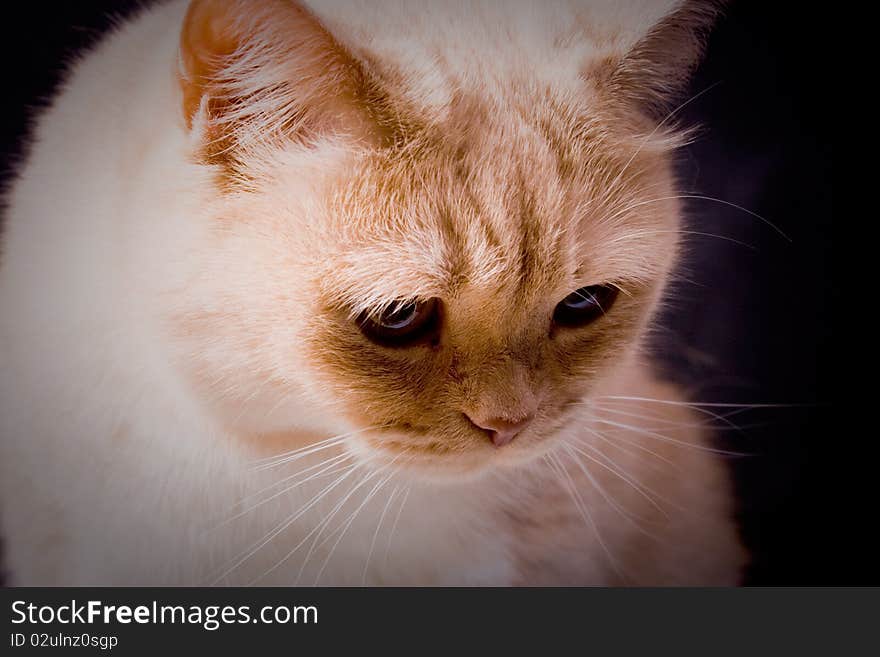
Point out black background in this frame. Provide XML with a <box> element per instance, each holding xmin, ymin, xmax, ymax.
<box><xmin>0</xmin><ymin>2</ymin><xmax>838</xmax><ymax>584</ymax></box>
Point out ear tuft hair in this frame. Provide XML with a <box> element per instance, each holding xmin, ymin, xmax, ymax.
<box><xmin>179</xmin><ymin>0</ymin><xmax>380</xmax><ymax>170</ymax></box>
<box><xmin>601</xmin><ymin>0</ymin><xmax>724</xmax><ymax>120</ymax></box>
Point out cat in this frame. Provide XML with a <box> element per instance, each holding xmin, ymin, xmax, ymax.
<box><xmin>0</xmin><ymin>0</ymin><xmax>746</xmax><ymax>585</ymax></box>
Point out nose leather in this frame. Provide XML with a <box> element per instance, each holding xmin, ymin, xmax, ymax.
<box><xmin>467</xmin><ymin>414</ymin><xmax>534</xmax><ymax>447</ymax></box>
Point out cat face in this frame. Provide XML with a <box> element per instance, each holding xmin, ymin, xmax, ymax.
<box><xmin>303</xmin><ymin>118</ymin><xmax>680</xmax><ymax>476</ymax></box>
<box><xmin>175</xmin><ymin>0</ymin><xmax>716</xmax><ymax>478</ymax></box>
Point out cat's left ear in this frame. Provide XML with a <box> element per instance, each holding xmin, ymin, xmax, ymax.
<box><xmin>178</xmin><ymin>0</ymin><xmax>379</xmax><ymax>167</ymax></box>
<box><xmin>590</xmin><ymin>0</ymin><xmax>724</xmax><ymax>120</ymax></box>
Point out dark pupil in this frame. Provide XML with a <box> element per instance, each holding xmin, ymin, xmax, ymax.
<box><xmin>553</xmin><ymin>284</ymin><xmax>617</xmax><ymax>328</ymax></box>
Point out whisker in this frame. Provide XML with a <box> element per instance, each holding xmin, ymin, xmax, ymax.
<box><xmin>544</xmin><ymin>453</ymin><xmax>626</xmax><ymax>581</ymax></box>
<box><xmin>567</xmin><ymin>437</ymin><xmax>671</xmax><ymax>516</ymax></box>
<box><xmin>237</xmin><ymin>451</ymin><xmax>353</xmax><ymax>510</ymax></box>
<box><xmin>249</xmin><ymin>433</ymin><xmax>349</xmax><ymax>467</ymax></box>
<box><xmin>606</xmin><ymin>228</ymin><xmax>758</xmax><ymax>250</ymax></box>
<box><xmin>362</xmin><ymin>484</ymin><xmax>400</xmax><ymax>586</ymax></box>
<box><xmin>313</xmin><ymin>469</ymin><xmax>398</xmax><ymax>585</ymax></box>
<box><xmin>248</xmin><ymin>474</ymin><xmax>370</xmax><ymax>587</ymax></box>
<box><xmin>212</xmin><ymin>452</ymin><xmax>354</xmax><ymax>531</ymax></box>
<box><xmin>591</xmin><ymin>417</ymin><xmax>747</xmax><ymax>456</ymax></box>
<box><xmin>590</xmin><ymin>401</ymin><xmax>749</xmax><ymax>434</ymax></box>
<box><xmin>595</xmin><ymin>395</ymin><xmax>805</xmax><ymax>409</ymax></box>
<box><xmin>293</xmin><ymin>455</ymin><xmax>405</xmax><ymax>585</ymax></box>
<box><xmin>599</xmin><ymin>194</ymin><xmax>790</xmax><ymax>241</ymax></box>
<box><xmin>209</xmin><ymin>463</ymin><xmax>360</xmax><ymax>585</ymax></box>
<box><xmin>288</xmin><ymin>469</ymin><xmax>387</xmax><ymax>586</ymax></box>
<box><xmin>604</xmin><ymin>81</ymin><xmax>722</xmax><ymax>200</ymax></box>
<box><xmin>592</xmin><ymin>402</ymin><xmax>776</xmax><ymax>434</ymax></box>
<box><xmin>251</xmin><ymin>426</ymin><xmax>379</xmax><ymax>471</ymax></box>
<box><xmin>577</xmin><ymin>417</ymin><xmax>677</xmax><ymax>469</ymax></box>
<box><xmin>561</xmin><ymin>444</ymin><xmax>661</xmax><ymax>536</ymax></box>
<box><xmin>383</xmin><ymin>486</ymin><xmax>411</xmax><ymax>569</ymax></box>
<box><xmin>593</xmin><ymin>395</ymin><xmax>804</xmax><ymax>434</ymax></box>
<box><xmin>310</xmin><ymin>454</ymin><xmax>407</xmax><ymax>557</ymax></box>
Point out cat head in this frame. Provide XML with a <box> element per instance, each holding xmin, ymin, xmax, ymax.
<box><xmin>174</xmin><ymin>0</ymin><xmax>720</xmax><ymax>478</ymax></box>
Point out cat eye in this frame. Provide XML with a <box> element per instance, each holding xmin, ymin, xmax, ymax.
<box><xmin>552</xmin><ymin>284</ymin><xmax>619</xmax><ymax>328</ymax></box>
<box><xmin>357</xmin><ymin>298</ymin><xmax>441</xmax><ymax>347</ymax></box>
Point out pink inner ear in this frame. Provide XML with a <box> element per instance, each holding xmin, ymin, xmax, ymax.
<box><xmin>178</xmin><ymin>0</ymin><xmax>386</xmax><ymax>167</ymax></box>
<box><xmin>179</xmin><ymin>0</ymin><xmax>248</xmax><ymax>129</ymax></box>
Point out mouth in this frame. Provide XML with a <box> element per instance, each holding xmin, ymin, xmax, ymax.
<box><xmin>349</xmin><ymin>409</ymin><xmax>581</xmax><ymax>481</ymax></box>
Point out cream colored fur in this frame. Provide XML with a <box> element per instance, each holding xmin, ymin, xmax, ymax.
<box><xmin>0</xmin><ymin>0</ymin><xmax>744</xmax><ymax>585</ymax></box>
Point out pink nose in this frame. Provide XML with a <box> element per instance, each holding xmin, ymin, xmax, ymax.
<box><xmin>467</xmin><ymin>414</ymin><xmax>535</xmax><ymax>447</ymax></box>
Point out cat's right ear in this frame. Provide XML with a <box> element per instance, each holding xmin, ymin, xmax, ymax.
<box><xmin>179</xmin><ymin>0</ymin><xmax>378</xmax><ymax>168</ymax></box>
